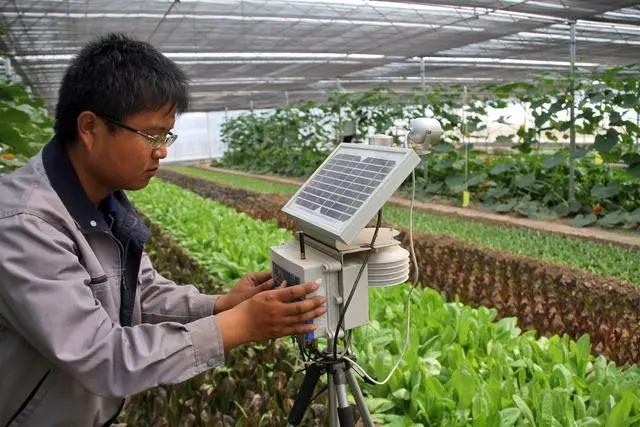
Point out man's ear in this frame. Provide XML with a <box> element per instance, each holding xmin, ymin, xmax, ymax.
<box><xmin>76</xmin><ymin>111</ymin><xmax>98</xmax><ymax>151</ymax></box>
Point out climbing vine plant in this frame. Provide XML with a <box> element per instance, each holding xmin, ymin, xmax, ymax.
<box><xmin>220</xmin><ymin>65</ymin><xmax>640</xmax><ymax>229</ymax></box>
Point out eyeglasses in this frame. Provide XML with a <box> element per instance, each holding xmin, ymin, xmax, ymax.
<box><xmin>99</xmin><ymin>115</ymin><xmax>178</xmax><ymax>148</ymax></box>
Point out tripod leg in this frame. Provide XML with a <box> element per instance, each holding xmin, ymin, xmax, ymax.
<box><xmin>345</xmin><ymin>368</ymin><xmax>375</xmax><ymax>427</ymax></box>
<box><xmin>328</xmin><ymin>374</ymin><xmax>339</xmax><ymax>427</ymax></box>
<box><xmin>287</xmin><ymin>363</ymin><xmax>323</xmax><ymax>426</ymax></box>
<box><xmin>329</xmin><ymin>363</ymin><xmax>355</xmax><ymax>427</ymax></box>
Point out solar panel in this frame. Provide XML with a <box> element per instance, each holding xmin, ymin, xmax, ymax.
<box><xmin>282</xmin><ymin>143</ymin><xmax>421</xmax><ymax>244</ymax></box>
<box><xmin>294</xmin><ymin>153</ymin><xmax>396</xmax><ymax>221</ymax></box>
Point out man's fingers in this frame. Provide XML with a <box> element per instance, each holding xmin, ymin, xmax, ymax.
<box><xmin>281</xmin><ymin>295</ymin><xmax>325</xmax><ymax>317</ymax></box>
<box><xmin>252</xmin><ymin>271</ymin><xmax>272</xmax><ymax>285</ymax></box>
<box><xmin>283</xmin><ymin>304</ymin><xmax>327</xmax><ymax>325</ymax></box>
<box><xmin>275</xmin><ymin>282</ymin><xmax>319</xmax><ymax>302</ymax></box>
<box><xmin>257</xmin><ymin>278</ymin><xmax>274</xmax><ymax>291</ymax></box>
<box><xmin>282</xmin><ymin>323</ymin><xmax>318</xmax><ymax>338</ymax></box>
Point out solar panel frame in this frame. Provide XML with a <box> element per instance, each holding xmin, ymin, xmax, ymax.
<box><xmin>282</xmin><ymin>143</ymin><xmax>421</xmax><ymax>244</ymax></box>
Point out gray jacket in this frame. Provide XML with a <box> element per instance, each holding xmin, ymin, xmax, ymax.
<box><xmin>0</xmin><ymin>138</ymin><xmax>226</xmax><ymax>427</ymax></box>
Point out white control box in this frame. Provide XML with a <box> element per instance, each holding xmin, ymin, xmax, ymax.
<box><xmin>270</xmin><ymin>240</ymin><xmax>369</xmax><ymax>342</ymax></box>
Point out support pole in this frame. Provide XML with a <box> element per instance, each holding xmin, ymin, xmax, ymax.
<box><xmin>463</xmin><ymin>86</ymin><xmax>469</xmax><ymax>184</ymax></box>
<box><xmin>420</xmin><ymin>57</ymin><xmax>425</xmax><ymax>90</ymax></box>
<box><xmin>4</xmin><ymin>57</ymin><xmax>12</xmax><ymax>80</ymax></box>
<box><xmin>147</xmin><ymin>0</ymin><xmax>178</xmax><ymax>42</ymax></box>
<box><xmin>568</xmin><ymin>20</ymin><xmax>577</xmax><ymax>202</ymax></box>
<box><xmin>285</xmin><ymin>90</ymin><xmax>290</xmax><ymax>106</ymax></box>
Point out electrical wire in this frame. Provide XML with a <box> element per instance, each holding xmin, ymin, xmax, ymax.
<box><xmin>344</xmin><ymin>146</ymin><xmax>421</xmax><ymax>386</ymax></box>
<box><xmin>332</xmin><ymin>210</ymin><xmax>382</xmax><ymax>360</ymax></box>
<box><xmin>409</xmin><ymin>169</ymin><xmax>419</xmax><ymax>285</ymax></box>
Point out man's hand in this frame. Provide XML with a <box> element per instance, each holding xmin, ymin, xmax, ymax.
<box><xmin>214</xmin><ymin>271</ymin><xmax>274</xmax><ymax>314</ymax></box>
<box><xmin>215</xmin><ymin>282</ymin><xmax>326</xmax><ymax>354</ymax></box>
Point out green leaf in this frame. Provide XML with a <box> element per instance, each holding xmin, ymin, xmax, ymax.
<box><xmin>445</xmin><ymin>174</ymin><xmax>468</xmax><ymax>193</ymax></box>
<box><xmin>622</xmin><ymin>153</ymin><xmax>640</xmax><ymax>167</ymax></box>
<box><xmin>568</xmin><ymin>200</ymin><xmax>583</xmax><ymax>214</ymax></box>
<box><xmin>553</xmin><ymin>204</ymin><xmax>570</xmax><ymax>218</ymax></box>
<box><xmin>598</xmin><ymin>211</ymin><xmax>627</xmax><ymax>228</ymax></box>
<box><xmin>425</xmin><ymin>182</ymin><xmax>443</xmax><ymax>194</ymax></box>
<box><xmin>422</xmin><ymin>357</ymin><xmax>441</xmax><ymax>377</ymax></box>
<box><xmin>543</xmin><ymin>154</ymin><xmax>565</xmax><ymax>170</ymax></box>
<box><xmin>485</xmin><ymin>187</ymin><xmax>510</xmax><ymax>200</ymax></box>
<box><xmin>515</xmin><ymin>174</ymin><xmax>536</xmax><ymax>189</ymax></box>
<box><xmin>366</xmin><ymin>397</ymin><xmax>396</xmax><ymax>413</ymax></box>
<box><xmin>609</xmin><ymin>111</ymin><xmax>624</xmax><ymax>126</ymax></box>
<box><xmin>499</xmin><ymin>408</ymin><xmax>521</xmax><ymax>427</ymax></box>
<box><xmin>490</xmin><ymin>163</ymin><xmax>512</xmax><ymax>175</ymax></box>
<box><xmin>540</xmin><ymin>391</ymin><xmax>554</xmax><ymax>427</ymax></box>
<box><xmin>495</xmin><ymin>200</ymin><xmax>517</xmax><ymax>213</ymax></box>
<box><xmin>515</xmin><ymin>200</ymin><xmax>541</xmax><ymax>218</ymax></box>
<box><xmin>630</xmin><ymin>207</ymin><xmax>640</xmax><ymax>225</ymax></box>
<box><xmin>605</xmin><ymin>392</ymin><xmax>634</xmax><ymax>427</ymax></box>
<box><xmin>466</xmin><ymin>173</ymin><xmax>488</xmax><ymax>188</ymax></box>
<box><xmin>392</xmin><ymin>388</ymin><xmax>411</xmax><ymax>401</ymax></box>
<box><xmin>574</xmin><ymin>395</ymin><xmax>587</xmax><ymax>420</ymax></box>
<box><xmin>591</xmin><ymin>184</ymin><xmax>621</xmax><ymax>199</ymax></box>
<box><xmin>620</xmin><ymin>93</ymin><xmax>637</xmax><ymax>109</ymax></box>
<box><xmin>0</xmin><ymin>123</ymin><xmax>25</xmax><ymax>150</ymax></box>
<box><xmin>552</xmin><ymin>364</ymin><xmax>574</xmax><ymax>391</ymax></box>
<box><xmin>571</xmin><ymin>148</ymin><xmax>589</xmax><ymax>159</ymax></box>
<box><xmin>434</xmin><ymin>159</ymin><xmax>455</xmax><ymax>171</ymax></box>
<box><xmin>593</xmin><ymin>129</ymin><xmax>619</xmax><ymax>153</ymax></box>
<box><xmin>574</xmin><ymin>334</ymin><xmax>591</xmax><ymax>377</ymax></box>
<box><xmin>512</xmin><ymin>395</ymin><xmax>536</xmax><ymax>425</ymax></box>
<box><xmin>571</xmin><ymin>213</ymin><xmax>597</xmax><ymax>228</ymax></box>
<box><xmin>472</xmin><ymin>388</ymin><xmax>490</xmax><ymax>424</ymax></box>
<box><xmin>433</xmin><ymin>143</ymin><xmax>454</xmax><ymax>153</ymax></box>
<box><xmin>579</xmin><ymin>418</ymin><xmax>604</xmax><ymax>427</ymax></box>
<box><xmin>535</xmin><ymin>111</ymin><xmax>552</xmax><ymax>128</ymax></box>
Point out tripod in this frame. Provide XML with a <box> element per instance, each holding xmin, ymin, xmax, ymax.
<box><xmin>287</xmin><ymin>341</ymin><xmax>375</xmax><ymax>427</ymax></box>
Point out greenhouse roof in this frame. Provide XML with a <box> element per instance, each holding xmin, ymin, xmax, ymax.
<box><xmin>2</xmin><ymin>0</ymin><xmax>640</xmax><ymax>112</ymax></box>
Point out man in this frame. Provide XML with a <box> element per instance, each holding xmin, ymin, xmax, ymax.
<box><xmin>0</xmin><ymin>33</ymin><xmax>326</xmax><ymax>427</ymax></box>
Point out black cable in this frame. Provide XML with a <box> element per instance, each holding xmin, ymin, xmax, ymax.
<box><xmin>310</xmin><ymin>384</ymin><xmax>328</xmax><ymax>404</ymax></box>
<box><xmin>333</xmin><ymin>210</ymin><xmax>382</xmax><ymax>360</ymax></box>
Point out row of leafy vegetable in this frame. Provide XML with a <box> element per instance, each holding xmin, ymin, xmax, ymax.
<box><xmin>169</xmin><ymin>165</ymin><xmax>640</xmax><ymax>285</ymax></box>
<box><xmin>219</xmin><ymin>64</ymin><xmax>640</xmax><ymax>229</ymax></box>
<box><xmin>128</xmin><ymin>178</ymin><xmax>640</xmax><ymax>425</ymax></box>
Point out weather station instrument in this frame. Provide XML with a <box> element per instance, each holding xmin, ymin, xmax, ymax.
<box><xmin>269</xmin><ymin>117</ymin><xmax>443</xmax><ymax>427</ymax></box>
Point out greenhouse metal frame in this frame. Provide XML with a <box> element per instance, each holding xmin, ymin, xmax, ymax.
<box><xmin>1</xmin><ymin>0</ymin><xmax>640</xmax><ymax>112</ymax></box>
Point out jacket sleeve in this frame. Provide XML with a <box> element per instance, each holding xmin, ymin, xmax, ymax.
<box><xmin>0</xmin><ymin>213</ymin><xmax>226</xmax><ymax>398</ymax></box>
<box><xmin>138</xmin><ymin>252</ymin><xmax>222</xmax><ymax>324</ymax></box>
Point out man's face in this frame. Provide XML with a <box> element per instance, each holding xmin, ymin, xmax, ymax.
<box><xmin>86</xmin><ymin>104</ymin><xmax>175</xmax><ymax>191</ymax></box>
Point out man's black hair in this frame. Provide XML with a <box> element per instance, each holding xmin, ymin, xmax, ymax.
<box><xmin>54</xmin><ymin>32</ymin><xmax>189</xmax><ymax>145</ymax></box>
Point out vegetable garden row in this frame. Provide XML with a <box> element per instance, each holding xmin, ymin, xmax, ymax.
<box><xmin>219</xmin><ymin>65</ymin><xmax>640</xmax><ymax>230</ymax></box>
<box><xmin>122</xmin><ymin>175</ymin><xmax>640</xmax><ymax>426</ymax></box>
<box><xmin>171</xmin><ymin>165</ymin><xmax>640</xmax><ymax>283</ymax></box>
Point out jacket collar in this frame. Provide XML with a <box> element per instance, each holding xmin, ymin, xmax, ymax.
<box><xmin>42</xmin><ymin>136</ymin><xmax>131</xmax><ymax>234</ymax></box>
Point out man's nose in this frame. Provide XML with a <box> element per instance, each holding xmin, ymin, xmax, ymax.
<box><xmin>152</xmin><ymin>145</ymin><xmax>168</xmax><ymax>160</ymax></box>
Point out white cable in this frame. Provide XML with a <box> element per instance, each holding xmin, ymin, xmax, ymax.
<box><xmin>343</xmin><ymin>157</ymin><xmax>419</xmax><ymax>386</ymax></box>
<box><xmin>409</xmin><ymin>169</ymin><xmax>419</xmax><ymax>285</ymax></box>
<box><xmin>344</xmin><ymin>286</ymin><xmax>414</xmax><ymax>386</ymax></box>
<box><xmin>404</xmin><ymin>134</ymin><xmax>419</xmax><ymax>286</ymax></box>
